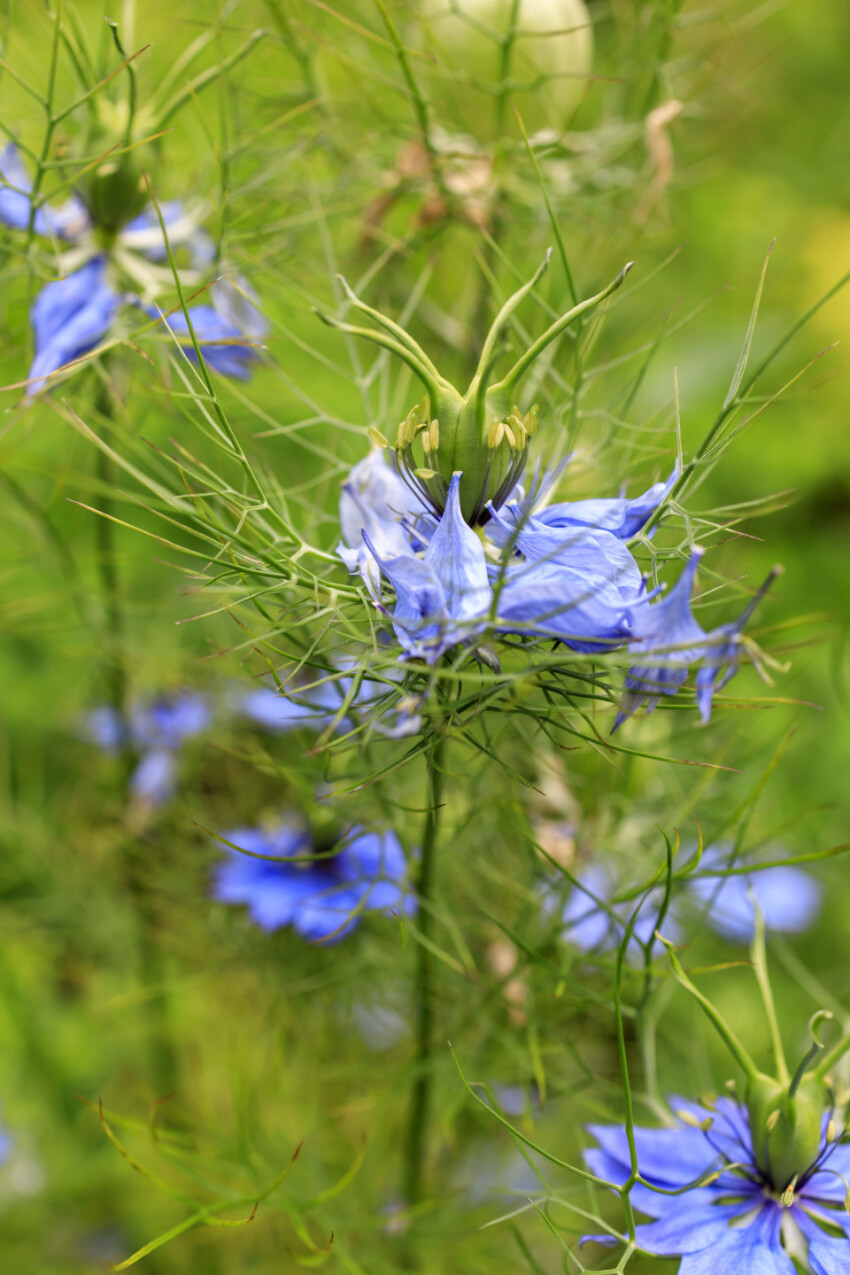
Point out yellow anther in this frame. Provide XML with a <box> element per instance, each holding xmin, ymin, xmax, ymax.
<box><xmin>429</xmin><ymin>419</ymin><xmax>440</xmax><ymax>450</ymax></box>
<box><xmin>487</xmin><ymin>418</ymin><xmax>505</xmax><ymax>449</ymax></box>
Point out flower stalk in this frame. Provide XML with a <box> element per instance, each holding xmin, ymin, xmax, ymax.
<box><xmin>403</xmin><ymin>733</ymin><xmax>445</xmax><ymax>1208</ymax></box>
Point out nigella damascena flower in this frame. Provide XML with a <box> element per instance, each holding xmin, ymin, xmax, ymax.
<box><xmin>548</xmin><ymin>843</ymin><xmax>821</xmax><ymax>954</ymax></box>
<box><xmin>213</xmin><ymin>818</ymin><xmax>416</xmax><ymax>943</ymax></box>
<box><xmin>583</xmin><ymin>1094</ymin><xmax>850</xmax><ymax>1273</ymax></box>
<box><xmin>329</xmin><ymin>257</ymin><xmax>774</xmax><ymax>722</ymax></box>
<box><xmin>235</xmin><ymin>660</ymin><xmax>422</xmax><ymax>738</ymax></box>
<box><xmin>0</xmin><ymin>144</ymin><xmax>266</xmax><ymax>393</ymax></box>
<box><xmin>82</xmin><ymin>692</ymin><xmax>211</xmax><ymax>806</ymax></box>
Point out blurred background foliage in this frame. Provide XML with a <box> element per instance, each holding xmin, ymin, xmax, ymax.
<box><xmin>0</xmin><ymin>1</ymin><xmax>848</xmax><ymax>1271</ymax></box>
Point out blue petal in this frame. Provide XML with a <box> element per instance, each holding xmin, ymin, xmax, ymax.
<box><xmin>130</xmin><ymin>694</ymin><xmax>211</xmax><ymax>749</ymax></box>
<box><xmin>338</xmin><ymin>828</ymin><xmax>416</xmax><ymax>916</ymax></box>
<box><xmin>249</xmin><ymin>870</ymin><xmax>328</xmax><ymax>932</ymax></box>
<box><xmin>424</xmin><ymin>472</ymin><xmax>492</xmax><ymax>625</ymax></box>
<box><xmin>494</xmin><ymin>558</ymin><xmax>634</xmax><ymax>652</ymax></box>
<box><xmin>488</xmin><ymin>505</ymin><xmax>643</xmax><ymax>602</ymax></box>
<box><xmin>614</xmin><ymin>551</ymin><xmax>708</xmax><ymax>728</ymax></box>
<box><xmin>694</xmin><ymin>571</ymin><xmax>777</xmax><ymax>722</ymax></box>
<box><xmin>537</xmin><ymin>468</ymin><xmax>677</xmax><ymax>540</ymax></box>
<box><xmin>585</xmin><ymin>1120</ymin><xmax>720</xmax><ymax>1188</ymax></box>
<box><xmin>0</xmin><ymin>144</ymin><xmax>88</xmax><ymax>239</ymax></box>
<box><xmin>339</xmin><ymin>450</ymin><xmax>428</xmax><ymax>551</ymax></box>
<box><xmin>797</xmin><ymin>1209</ymin><xmax>850</xmax><ymax>1273</ymax></box>
<box><xmin>292</xmin><ymin>885</ymin><xmax>363</xmax><ymax>943</ymax></box>
<box><xmin>163</xmin><ymin>304</ymin><xmax>260</xmax><ymax>379</ymax></box>
<box><xmin>339</xmin><ymin>457</ymin><xmax>419</xmax><ymax>600</ymax></box>
<box><xmin>363</xmin><ymin>534</ymin><xmax>448</xmax><ymax>662</ymax></box>
<box><xmin>239</xmin><ymin>686</ymin><xmax>333</xmax><ymax>732</ymax></box>
<box><xmin>81</xmin><ymin>706</ymin><xmax>128</xmax><ymax>754</ymax></box>
<box><xmin>28</xmin><ymin>258</ymin><xmax>118</xmax><ymax>394</ymax></box>
<box><xmin>678</xmin><ymin>1204</ymin><xmax>795</xmax><ymax>1275</ymax></box>
<box><xmin>634</xmin><ymin>1202</ymin><xmax>745</xmax><ymax>1255</ymax></box>
<box><xmin>689</xmin><ymin>864</ymin><xmax>822</xmax><ymax>943</ymax></box>
<box><xmin>122</xmin><ymin>201</ymin><xmax>214</xmax><ymax>267</ymax></box>
<box><xmin>558</xmin><ymin>865</ymin><xmax>617</xmax><ymax>951</ymax></box>
<box><xmin>212</xmin><ymin>275</ymin><xmax>268</xmax><ymax>339</ymax></box>
<box><xmin>129</xmin><ymin>748</ymin><xmax>176</xmax><ymax>805</ymax></box>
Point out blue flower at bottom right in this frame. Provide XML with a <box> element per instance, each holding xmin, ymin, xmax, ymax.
<box><xmin>584</xmin><ymin>1096</ymin><xmax>850</xmax><ymax>1273</ymax></box>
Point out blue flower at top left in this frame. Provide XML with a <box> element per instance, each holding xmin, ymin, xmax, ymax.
<box><xmin>0</xmin><ymin>144</ymin><xmax>267</xmax><ymax>394</ymax></box>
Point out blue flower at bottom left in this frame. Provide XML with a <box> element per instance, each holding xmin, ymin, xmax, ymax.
<box><xmin>213</xmin><ymin>818</ymin><xmax>417</xmax><ymax>943</ymax></box>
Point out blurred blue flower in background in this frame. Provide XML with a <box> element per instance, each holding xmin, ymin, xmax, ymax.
<box><xmin>236</xmin><ymin>664</ymin><xmax>422</xmax><ymax>739</ymax></box>
<box><xmin>583</xmin><ymin>1096</ymin><xmax>850</xmax><ymax>1272</ymax></box>
<box><xmin>0</xmin><ymin>144</ymin><xmax>266</xmax><ymax>392</ymax></box>
<box><xmin>547</xmin><ymin>841</ymin><xmax>821</xmax><ymax>954</ymax></box>
<box><xmin>82</xmin><ymin>692</ymin><xmax>212</xmax><ymax>806</ymax></box>
<box><xmin>213</xmin><ymin>819</ymin><xmax>416</xmax><ymax>943</ymax></box>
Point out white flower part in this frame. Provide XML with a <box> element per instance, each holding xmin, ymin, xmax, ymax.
<box><xmin>111</xmin><ymin>243</ymin><xmax>204</xmax><ymax>304</ymax></box>
<box><xmin>118</xmin><ymin>200</ymin><xmax>210</xmax><ymax>254</ymax></box>
<box><xmin>212</xmin><ymin>274</ymin><xmax>268</xmax><ymax>339</ymax></box>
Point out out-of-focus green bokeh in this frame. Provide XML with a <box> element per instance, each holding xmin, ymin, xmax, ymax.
<box><xmin>0</xmin><ymin>2</ymin><xmax>848</xmax><ymax>1272</ymax></box>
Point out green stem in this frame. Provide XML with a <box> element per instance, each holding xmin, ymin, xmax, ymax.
<box><xmin>403</xmin><ymin>734</ymin><xmax>445</xmax><ymax>1207</ymax></box>
<box><xmin>95</xmin><ymin>439</ymin><xmax>126</xmax><ymax>715</ymax></box>
<box><xmin>94</xmin><ymin>378</ymin><xmax>176</xmax><ymax>1096</ymax></box>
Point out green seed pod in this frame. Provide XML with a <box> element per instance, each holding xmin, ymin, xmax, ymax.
<box><xmin>80</xmin><ymin>149</ymin><xmax>148</xmax><ymax>235</ymax></box>
<box><xmin>747</xmin><ymin>1072</ymin><xmax>825</xmax><ymax>1191</ymax></box>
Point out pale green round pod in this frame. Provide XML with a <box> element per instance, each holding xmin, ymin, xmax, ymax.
<box><xmin>747</xmin><ymin>1072</ymin><xmax>826</xmax><ymax>1192</ymax></box>
<box><xmin>422</xmin><ymin>0</ymin><xmax>594</xmax><ymax>133</ymax></box>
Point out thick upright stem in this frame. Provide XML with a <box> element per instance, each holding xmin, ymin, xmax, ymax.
<box><xmin>403</xmin><ymin>734</ymin><xmax>445</xmax><ymax>1207</ymax></box>
<box><xmin>94</xmin><ymin>379</ymin><xmax>126</xmax><ymax>714</ymax></box>
<box><xmin>94</xmin><ymin>378</ymin><xmax>176</xmax><ymax>1096</ymax></box>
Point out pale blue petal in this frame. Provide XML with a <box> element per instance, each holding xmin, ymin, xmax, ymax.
<box><xmin>163</xmin><ymin>304</ymin><xmax>260</xmax><ymax>379</ymax></box>
<box><xmin>689</xmin><ymin>865</ymin><xmax>822</xmax><ymax>943</ymax></box>
<box><xmin>0</xmin><ymin>143</ymin><xmax>88</xmax><ymax>238</ymax></box>
<box><xmin>615</xmin><ymin>551</ymin><xmax>707</xmax><ymax>728</ymax></box>
<box><xmin>494</xmin><ymin>558</ymin><xmax>634</xmax><ymax>653</ymax></box>
<box><xmin>28</xmin><ymin>258</ymin><xmax>118</xmax><ymax>394</ymax></box>
<box><xmin>130</xmin><ymin>694</ymin><xmax>211</xmax><ymax>749</ymax></box>
<box><xmin>634</xmin><ymin>1203</ymin><xmax>745</xmax><ymax>1255</ymax></box>
<box><xmin>487</xmin><ymin>506</ymin><xmax>643</xmax><ymax>602</ymax></box>
<box><xmin>121</xmin><ymin>202</ymin><xmax>213</xmax><ymax>266</ymax></box>
<box><xmin>212</xmin><ymin>275</ymin><xmax>268</xmax><ymax>339</ymax></box>
<box><xmin>129</xmin><ymin>748</ymin><xmax>176</xmax><ymax>805</ymax></box>
<box><xmin>678</xmin><ymin>1204</ymin><xmax>794</xmax><ymax>1275</ymax></box>
<box><xmin>424</xmin><ymin>472</ymin><xmax>492</xmax><ymax>624</ymax></box>
<box><xmin>586</xmin><ymin>1121</ymin><xmax>719</xmax><ymax>1186</ymax></box>
<box><xmin>537</xmin><ymin>468</ymin><xmax>677</xmax><ymax>540</ymax></box>
<box><xmin>797</xmin><ymin>1211</ymin><xmax>850</xmax><ymax>1275</ymax></box>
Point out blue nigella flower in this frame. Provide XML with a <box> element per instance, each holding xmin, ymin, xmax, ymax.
<box><xmin>364</xmin><ymin>471</ymin><xmax>492</xmax><ymax>663</ymax></box>
<box><xmin>0</xmin><ymin>144</ymin><xmax>265</xmax><ymax>393</ymax></box>
<box><xmin>548</xmin><ymin>842</ymin><xmax>821</xmax><ymax>955</ymax></box>
<box><xmin>583</xmin><ymin>1095</ymin><xmax>850</xmax><ymax>1273</ymax></box>
<box><xmin>81</xmin><ymin>692</ymin><xmax>212</xmax><ymax>806</ymax></box>
<box><xmin>213</xmin><ymin>818</ymin><xmax>416</xmax><ymax>943</ymax></box>
<box><xmin>339</xmin><ymin>446</ymin><xmax>772</xmax><ymax>726</ymax></box>
<box><xmin>235</xmin><ymin>662</ymin><xmax>422</xmax><ymax>739</ymax></box>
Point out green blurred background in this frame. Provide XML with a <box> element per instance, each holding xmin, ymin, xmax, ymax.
<box><xmin>0</xmin><ymin>1</ymin><xmax>849</xmax><ymax>1271</ymax></box>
